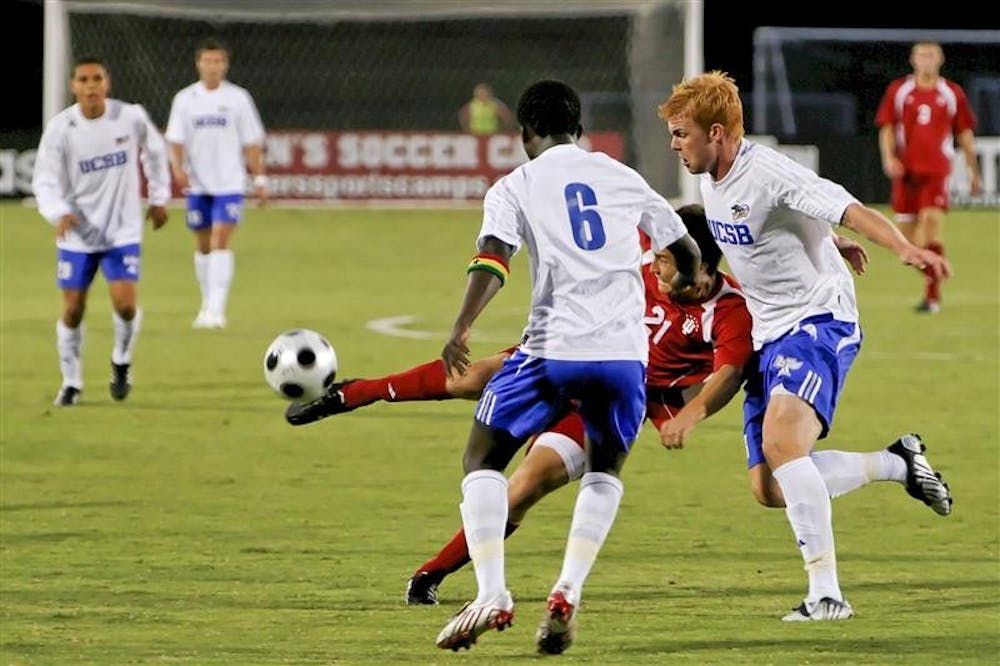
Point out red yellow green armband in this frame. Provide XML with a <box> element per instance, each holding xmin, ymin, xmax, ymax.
<box><xmin>467</xmin><ymin>253</ymin><xmax>510</xmax><ymax>285</ymax></box>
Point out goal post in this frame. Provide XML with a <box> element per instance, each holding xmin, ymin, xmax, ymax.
<box><xmin>43</xmin><ymin>0</ymin><xmax>703</xmax><ymax>202</ymax></box>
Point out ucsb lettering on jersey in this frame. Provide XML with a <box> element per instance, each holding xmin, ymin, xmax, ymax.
<box><xmin>194</xmin><ymin>116</ymin><xmax>228</xmax><ymax>128</ymax></box>
<box><xmin>78</xmin><ymin>150</ymin><xmax>127</xmax><ymax>174</ymax></box>
<box><xmin>707</xmin><ymin>217</ymin><xmax>754</xmax><ymax>245</ymax></box>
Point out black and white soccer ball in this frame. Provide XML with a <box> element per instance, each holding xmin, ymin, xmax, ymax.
<box><xmin>263</xmin><ymin>329</ymin><xmax>338</xmax><ymax>403</ymax></box>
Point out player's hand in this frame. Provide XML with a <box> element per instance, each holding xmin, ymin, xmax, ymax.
<box><xmin>969</xmin><ymin>172</ymin><xmax>983</xmax><ymax>197</ymax></box>
<box><xmin>833</xmin><ymin>235</ymin><xmax>869</xmax><ymax>275</ymax></box>
<box><xmin>659</xmin><ymin>412</ymin><xmax>699</xmax><ymax>449</ymax></box>
<box><xmin>146</xmin><ymin>205</ymin><xmax>168</xmax><ymax>230</ymax></box>
<box><xmin>442</xmin><ymin>326</ymin><xmax>472</xmax><ymax>380</ymax></box>
<box><xmin>882</xmin><ymin>157</ymin><xmax>904</xmax><ymax>180</ymax></box>
<box><xmin>900</xmin><ymin>246</ymin><xmax>952</xmax><ymax>280</ymax></box>
<box><xmin>55</xmin><ymin>213</ymin><xmax>79</xmax><ymax>240</ymax></box>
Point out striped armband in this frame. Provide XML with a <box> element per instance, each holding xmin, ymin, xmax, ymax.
<box><xmin>467</xmin><ymin>253</ymin><xmax>510</xmax><ymax>286</ymax></box>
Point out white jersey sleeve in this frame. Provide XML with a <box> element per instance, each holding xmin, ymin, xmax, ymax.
<box><xmin>478</xmin><ymin>177</ymin><xmax>524</xmax><ymax>253</ymax></box>
<box><xmin>32</xmin><ymin>113</ymin><xmax>75</xmax><ymax>225</ymax></box>
<box><xmin>236</xmin><ymin>87</ymin><xmax>266</xmax><ymax>147</ymax></box>
<box><xmin>638</xmin><ymin>186</ymin><xmax>687</xmax><ymax>252</ymax></box>
<box><xmin>134</xmin><ymin>104</ymin><xmax>171</xmax><ymax>206</ymax></box>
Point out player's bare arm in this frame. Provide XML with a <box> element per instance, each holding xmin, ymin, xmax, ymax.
<box><xmin>841</xmin><ymin>203</ymin><xmax>952</xmax><ymax>279</ymax></box>
<box><xmin>245</xmin><ymin>143</ymin><xmax>268</xmax><ymax>206</ymax></box>
<box><xmin>168</xmin><ymin>143</ymin><xmax>189</xmax><ymax>190</ymax></box>
<box><xmin>659</xmin><ymin>363</ymin><xmax>744</xmax><ymax>449</ymax></box>
<box><xmin>878</xmin><ymin>125</ymin><xmax>904</xmax><ymax>179</ymax></box>
<box><xmin>957</xmin><ymin>128</ymin><xmax>982</xmax><ymax>196</ymax></box>
<box><xmin>442</xmin><ymin>236</ymin><xmax>513</xmax><ymax>379</ymax></box>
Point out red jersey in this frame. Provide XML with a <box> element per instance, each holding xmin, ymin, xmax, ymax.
<box><xmin>875</xmin><ymin>75</ymin><xmax>978</xmax><ymax>176</ymax></box>
<box><xmin>643</xmin><ymin>269</ymin><xmax>753</xmax><ymax>390</ymax></box>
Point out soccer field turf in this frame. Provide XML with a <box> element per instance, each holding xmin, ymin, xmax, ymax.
<box><xmin>2</xmin><ymin>202</ymin><xmax>998</xmax><ymax>664</ymax></box>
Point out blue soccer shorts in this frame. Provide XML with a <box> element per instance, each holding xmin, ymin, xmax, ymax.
<box><xmin>474</xmin><ymin>349</ymin><xmax>647</xmax><ymax>453</ymax></box>
<box><xmin>741</xmin><ymin>314</ymin><xmax>862</xmax><ymax>468</ymax></box>
<box><xmin>56</xmin><ymin>243</ymin><xmax>141</xmax><ymax>290</ymax></box>
<box><xmin>185</xmin><ymin>193</ymin><xmax>244</xmax><ymax>230</ymax></box>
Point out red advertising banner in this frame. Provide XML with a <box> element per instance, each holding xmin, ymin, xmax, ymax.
<box><xmin>255</xmin><ymin>131</ymin><xmax>625</xmax><ymax>201</ymax></box>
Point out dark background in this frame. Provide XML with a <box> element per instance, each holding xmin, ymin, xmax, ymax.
<box><xmin>5</xmin><ymin>1</ymin><xmax>995</xmax><ymax>203</ymax></box>
<box><xmin>8</xmin><ymin>0</ymin><xmax>991</xmax><ymax>134</ymax></box>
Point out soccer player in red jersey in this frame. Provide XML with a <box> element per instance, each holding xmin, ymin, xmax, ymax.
<box><xmin>285</xmin><ymin>205</ymin><xmax>951</xmax><ymax>613</ymax></box>
<box><xmin>875</xmin><ymin>41</ymin><xmax>981</xmax><ymax>313</ymax></box>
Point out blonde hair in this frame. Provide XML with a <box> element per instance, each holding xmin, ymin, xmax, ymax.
<box><xmin>658</xmin><ymin>71</ymin><xmax>745</xmax><ymax>142</ymax></box>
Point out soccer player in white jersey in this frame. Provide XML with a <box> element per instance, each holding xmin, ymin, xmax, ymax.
<box><xmin>32</xmin><ymin>57</ymin><xmax>170</xmax><ymax>407</ymax></box>
<box><xmin>432</xmin><ymin>80</ymin><xmax>704</xmax><ymax>653</ymax></box>
<box><xmin>165</xmin><ymin>37</ymin><xmax>267</xmax><ymax>329</ymax></box>
<box><xmin>660</xmin><ymin>71</ymin><xmax>953</xmax><ymax>622</ymax></box>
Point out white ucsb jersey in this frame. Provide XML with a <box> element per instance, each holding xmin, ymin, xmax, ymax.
<box><xmin>165</xmin><ymin>81</ymin><xmax>265</xmax><ymax>195</ymax></box>
<box><xmin>699</xmin><ymin>139</ymin><xmax>860</xmax><ymax>349</ymax></box>
<box><xmin>32</xmin><ymin>99</ymin><xmax>170</xmax><ymax>252</ymax></box>
<box><xmin>480</xmin><ymin>143</ymin><xmax>688</xmax><ymax>362</ymax></box>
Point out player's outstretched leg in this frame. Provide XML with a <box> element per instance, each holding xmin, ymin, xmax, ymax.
<box><xmin>110</xmin><ymin>361</ymin><xmax>131</xmax><ymax>401</ymax></box>
<box><xmin>435</xmin><ymin>590</ymin><xmax>514</xmax><ymax>651</ymax></box>
<box><xmin>284</xmin><ymin>380</ymin><xmax>357</xmax><ymax>425</ymax></box>
<box><xmin>887</xmin><ymin>433</ymin><xmax>952</xmax><ymax>516</ymax></box>
<box><xmin>536</xmin><ymin>586</ymin><xmax>577</xmax><ymax>654</ymax></box>
<box><xmin>782</xmin><ymin>597</ymin><xmax>854</xmax><ymax>622</ymax></box>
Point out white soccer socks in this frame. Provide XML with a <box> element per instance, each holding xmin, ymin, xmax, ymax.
<box><xmin>460</xmin><ymin>469</ymin><xmax>510</xmax><ymax>605</ymax></box>
<box><xmin>56</xmin><ymin>319</ymin><xmax>84</xmax><ymax>389</ymax></box>
<box><xmin>773</xmin><ymin>456</ymin><xmax>841</xmax><ymax>603</ymax></box>
<box><xmin>551</xmin><ymin>472</ymin><xmax>624</xmax><ymax>605</ymax></box>
<box><xmin>112</xmin><ymin>308</ymin><xmax>142</xmax><ymax>366</ymax></box>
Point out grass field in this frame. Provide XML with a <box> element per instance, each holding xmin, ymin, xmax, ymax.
<box><xmin>1</xmin><ymin>201</ymin><xmax>998</xmax><ymax>665</ymax></box>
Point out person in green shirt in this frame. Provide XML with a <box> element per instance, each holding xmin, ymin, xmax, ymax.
<box><xmin>459</xmin><ymin>82</ymin><xmax>514</xmax><ymax>135</ymax></box>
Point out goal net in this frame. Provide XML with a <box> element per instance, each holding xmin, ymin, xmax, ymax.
<box><xmin>46</xmin><ymin>0</ymin><xmax>699</xmax><ymax>202</ymax></box>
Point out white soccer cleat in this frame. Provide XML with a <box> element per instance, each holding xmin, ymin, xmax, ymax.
<box><xmin>536</xmin><ymin>588</ymin><xmax>577</xmax><ymax>654</ymax></box>
<box><xmin>888</xmin><ymin>433</ymin><xmax>953</xmax><ymax>516</ymax></box>
<box><xmin>782</xmin><ymin>597</ymin><xmax>853</xmax><ymax>622</ymax></box>
<box><xmin>435</xmin><ymin>590</ymin><xmax>514</xmax><ymax>651</ymax></box>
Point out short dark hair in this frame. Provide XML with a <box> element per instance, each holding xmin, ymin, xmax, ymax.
<box><xmin>516</xmin><ymin>80</ymin><xmax>582</xmax><ymax>139</ymax></box>
<box><xmin>73</xmin><ymin>56</ymin><xmax>107</xmax><ymax>74</ymax></box>
<box><xmin>196</xmin><ymin>37</ymin><xmax>229</xmax><ymax>56</ymax></box>
<box><xmin>675</xmin><ymin>203</ymin><xmax>722</xmax><ymax>274</ymax></box>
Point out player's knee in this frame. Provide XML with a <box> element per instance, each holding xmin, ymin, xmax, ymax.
<box><xmin>62</xmin><ymin>304</ymin><xmax>85</xmax><ymax>327</ymax></box>
<box><xmin>116</xmin><ymin>303</ymin><xmax>137</xmax><ymax>320</ymax></box>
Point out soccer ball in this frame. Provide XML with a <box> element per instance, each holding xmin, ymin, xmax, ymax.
<box><xmin>263</xmin><ymin>329</ymin><xmax>338</xmax><ymax>402</ymax></box>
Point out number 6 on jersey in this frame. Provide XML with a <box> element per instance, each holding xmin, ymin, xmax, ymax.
<box><xmin>565</xmin><ymin>182</ymin><xmax>606</xmax><ymax>250</ymax></box>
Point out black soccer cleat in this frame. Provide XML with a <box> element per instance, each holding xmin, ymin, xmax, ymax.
<box><xmin>887</xmin><ymin>433</ymin><xmax>953</xmax><ymax>516</ymax></box>
<box><xmin>110</xmin><ymin>362</ymin><xmax>132</xmax><ymax>401</ymax></box>
<box><xmin>284</xmin><ymin>380</ymin><xmax>357</xmax><ymax>426</ymax></box>
<box><xmin>405</xmin><ymin>571</ymin><xmax>443</xmax><ymax>606</ymax></box>
<box><xmin>53</xmin><ymin>385</ymin><xmax>82</xmax><ymax>407</ymax></box>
